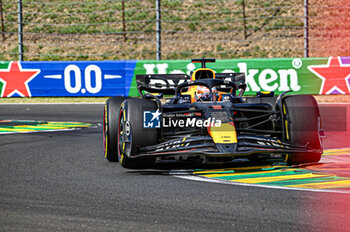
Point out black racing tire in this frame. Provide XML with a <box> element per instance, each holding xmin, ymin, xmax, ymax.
<box><xmin>117</xmin><ymin>98</ymin><xmax>158</xmax><ymax>169</ymax></box>
<box><xmin>103</xmin><ymin>96</ymin><xmax>128</xmax><ymax>162</ymax></box>
<box><xmin>283</xmin><ymin>95</ymin><xmax>322</xmax><ymax>165</ymax></box>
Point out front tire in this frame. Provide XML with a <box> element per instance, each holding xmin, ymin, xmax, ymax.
<box><xmin>283</xmin><ymin>95</ymin><xmax>322</xmax><ymax>165</ymax></box>
<box><xmin>103</xmin><ymin>97</ymin><xmax>128</xmax><ymax>162</ymax></box>
<box><xmin>118</xmin><ymin>98</ymin><xmax>158</xmax><ymax>169</ymax></box>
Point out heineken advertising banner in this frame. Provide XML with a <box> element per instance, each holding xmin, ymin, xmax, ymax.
<box><xmin>0</xmin><ymin>57</ymin><xmax>350</xmax><ymax>97</ymax></box>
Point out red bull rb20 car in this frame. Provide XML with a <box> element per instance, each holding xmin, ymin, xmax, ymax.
<box><xmin>103</xmin><ymin>59</ymin><xmax>323</xmax><ymax>169</ymax></box>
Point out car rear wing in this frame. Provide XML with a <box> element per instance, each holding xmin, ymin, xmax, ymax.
<box><xmin>136</xmin><ymin>72</ymin><xmax>246</xmax><ymax>95</ymax></box>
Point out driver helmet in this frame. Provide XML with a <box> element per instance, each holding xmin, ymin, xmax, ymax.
<box><xmin>194</xmin><ymin>86</ymin><xmax>218</xmax><ymax>101</ymax></box>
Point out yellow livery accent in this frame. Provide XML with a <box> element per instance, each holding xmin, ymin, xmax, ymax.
<box><xmin>285</xmin><ymin>120</ymin><xmax>289</xmax><ymax>140</ymax></box>
<box><xmin>191</xmin><ymin>68</ymin><xmax>216</xmax><ymax>80</ymax></box>
<box><xmin>105</xmin><ymin>134</ymin><xmax>108</xmax><ymax>158</ymax></box>
<box><xmin>104</xmin><ymin>105</ymin><xmax>108</xmax><ymax>158</ymax></box>
<box><xmin>209</xmin><ymin>122</ymin><xmax>237</xmax><ymax>144</ymax></box>
<box><xmin>283</xmin><ymin>104</ymin><xmax>287</xmax><ymax>115</ymax></box>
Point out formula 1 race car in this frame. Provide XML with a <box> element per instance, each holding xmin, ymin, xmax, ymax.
<box><xmin>103</xmin><ymin>59</ymin><xmax>323</xmax><ymax>169</ymax></box>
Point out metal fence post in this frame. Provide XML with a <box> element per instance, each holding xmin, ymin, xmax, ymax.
<box><xmin>304</xmin><ymin>0</ymin><xmax>309</xmax><ymax>57</ymax></box>
<box><xmin>18</xmin><ymin>0</ymin><xmax>23</xmax><ymax>61</ymax></box>
<box><xmin>241</xmin><ymin>0</ymin><xmax>247</xmax><ymax>40</ymax></box>
<box><xmin>122</xmin><ymin>0</ymin><xmax>126</xmax><ymax>42</ymax></box>
<box><xmin>1</xmin><ymin>0</ymin><xmax>5</xmax><ymax>42</ymax></box>
<box><xmin>156</xmin><ymin>0</ymin><xmax>161</xmax><ymax>60</ymax></box>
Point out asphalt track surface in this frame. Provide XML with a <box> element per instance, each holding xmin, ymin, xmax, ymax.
<box><xmin>1</xmin><ymin>103</ymin><xmax>350</xmax><ymax>232</ymax></box>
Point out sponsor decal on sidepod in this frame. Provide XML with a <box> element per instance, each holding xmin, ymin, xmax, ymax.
<box><xmin>143</xmin><ymin>110</ymin><xmax>221</xmax><ymax>129</ymax></box>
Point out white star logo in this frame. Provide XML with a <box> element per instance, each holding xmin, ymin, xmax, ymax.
<box><xmin>150</xmin><ymin>109</ymin><xmax>162</xmax><ymax>121</ymax></box>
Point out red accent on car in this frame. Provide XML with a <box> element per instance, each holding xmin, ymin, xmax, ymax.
<box><xmin>211</xmin><ymin>105</ymin><xmax>222</xmax><ymax>110</ymax></box>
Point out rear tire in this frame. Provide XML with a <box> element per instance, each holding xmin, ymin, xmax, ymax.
<box><xmin>283</xmin><ymin>95</ymin><xmax>322</xmax><ymax>165</ymax></box>
<box><xmin>118</xmin><ymin>98</ymin><xmax>158</xmax><ymax>169</ymax></box>
<box><xmin>103</xmin><ymin>97</ymin><xmax>128</xmax><ymax>162</ymax></box>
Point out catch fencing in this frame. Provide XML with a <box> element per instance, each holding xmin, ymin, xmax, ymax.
<box><xmin>1</xmin><ymin>0</ymin><xmax>350</xmax><ymax>61</ymax></box>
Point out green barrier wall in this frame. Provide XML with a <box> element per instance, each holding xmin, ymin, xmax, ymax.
<box><xmin>130</xmin><ymin>57</ymin><xmax>350</xmax><ymax>96</ymax></box>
